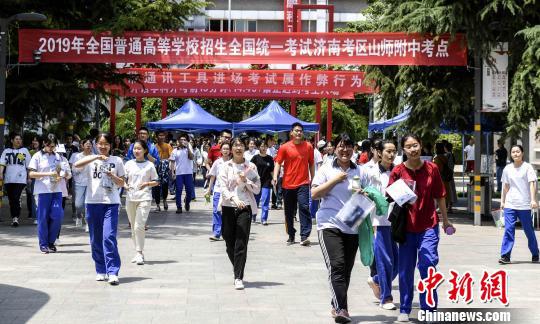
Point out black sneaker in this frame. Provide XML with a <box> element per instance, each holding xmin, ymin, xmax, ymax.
<box><xmin>163</xmin><ymin>201</ymin><xmax>168</xmax><ymax>211</ymax></box>
<box><xmin>176</xmin><ymin>207</ymin><xmax>183</xmax><ymax>214</ymax></box>
<box><xmin>271</xmin><ymin>204</ymin><xmax>278</xmax><ymax>210</ymax></box>
<box><xmin>498</xmin><ymin>256</ymin><xmax>511</xmax><ymax>264</ymax></box>
<box><xmin>286</xmin><ymin>238</ymin><xmax>295</xmax><ymax>246</ymax></box>
<box><xmin>48</xmin><ymin>244</ymin><xmax>57</xmax><ymax>253</ymax></box>
<box><xmin>532</xmin><ymin>255</ymin><xmax>539</xmax><ymax>263</ymax></box>
<box><xmin>334</xmin><ymin>309</ymin><xmax>352</xmax><ymax>323</ymax></box>
<box><xmin>185</xmin><ymin>202</ymin><xmax>190</xmax><ymax>212</ymax></box>
<box><xmin>156</xmin><ymin>204</ymin><xmax>161</xmax><ymax>212</ymax></box>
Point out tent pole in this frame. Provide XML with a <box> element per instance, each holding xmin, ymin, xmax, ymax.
<box><xmin>136</xmin><ymin>97</ymin><xmax>142</xmax><ymax>132</ymax></box>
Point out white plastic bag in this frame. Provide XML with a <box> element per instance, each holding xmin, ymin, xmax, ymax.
<box><xmin>492</xmin><ymin>209</ymin><xmax>504</xmax><ymax>228</ymax></box>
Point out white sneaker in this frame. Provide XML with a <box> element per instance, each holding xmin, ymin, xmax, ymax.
<box><xmin>397</xmin><ymin>313</ymin><xmax>409</xmax><ymax>322</ymax></box>
<box><xmin>134</xmin><ymin>253</ymin><xmax>144</xmax><ymax>265</ymax></box>
<box><xmin>95</xmin><ymin>273</ymin><xmax>107</xmax><ymax>281</ymax></box>
<box><xmin>75</xmin><ymin>218</ymin><xmax>82</xmax><ymax>227</ymax></box>
<box><xmin>108</xmin><ymin>275</ymin><xmax>119</xmax><ymax>285</ymax></box>
<box><xmin>11</xmin><ymin>217</ymin><xmax>19</xmax><ymax>227</ymax></box>
<box><xmin>33</xmin><ymin>219</ymin><xmax>38</xmax><ymax>225</ymax></box>
<box><xmin>85</xmin><ymin>224</ymin><xmax>89</xmax><ymax>232</ymax></box>
<box><xmin>234</xmin><ymin>279</ymin><xmax>244</xmax><ymax>290</ymax></box>
<box><xmin>380</xmin><ymin>301</ymin><xmax>397</xmax><ymax>310</ymax></box>
<box><xmin>55</xmin><ymin>238</ymin><xmax>61</xmax><ymax>245</ymax></box>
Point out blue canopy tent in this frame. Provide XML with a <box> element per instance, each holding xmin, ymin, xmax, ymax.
<box><xmin>368</xmin><ymin>108</ymin><xmax>411</xmax><ymax>132</ymax></box>
<box><xmin>369</xmin><ymin>108</ymin><xmax>505</xmax><ymax>134</ymax></box>
<box><xmin>147</xmin><ymin>99</ymin><xmax>232</xmax><ymax>133</ymax></box>
<box><xmin>233</xmin><ymin>100</ymin><xmax>319</xmax><ymax>133</ymax></box>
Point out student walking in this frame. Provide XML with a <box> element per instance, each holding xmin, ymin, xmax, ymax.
<box><xmin>170</xmin><ymin>134</ymin><xmax>194</xmax><ymax>214</ymax></box>
<box><xmin>361</xmin><ymin>139</ymin><xmax>399</xmax><ymax>310</ymax></box>
<box><xmin>0</xmin><ymin>133</ymin><xmax>32</xmax><ymax>227</ymax></box>
<box><xmin>28</xmin><ymin>134</ymin><xmax>71</xmax><ymax>253</ymax></box>
<box><xmin>273</xmin><ymin>122</ymin><xmax>315</xmax><ymax>246</ymax></box>
<box><xmin>205</xmin><ymin>142</ymin><xmax>232</xmax><ymax>241</ymax></box>
<box><xmin>388</xmin><ymin>134</ymin><xmax>455</xmax><ymax>322</ymax></box>
<box><xmin>124</xmin><ymin>140</ymin><xmax>159</xmax><ymax>265</ymax></box>
<box><xmin>218</xmin><ymin>137</ymin><xmax>261</xmax><ymax>290</ymax></box>
<box><xmin>311</xmin><ymin>134</ymin><xmax>361</xmax><ymax>324</ymax></box>
<box><xmin>74</xmin><ymin>133</ymin><xmax>125</xmax><ymax>285</ymax></box>
<box><xmin>499</xmin><ymin>144</ymin><xmax>539</xmax><ymax>264</ymax></box>
<box><xmin>251</xmin><ymin>139</ymin><xmax>274</xmax><ymax>225</ymax></box>
<box><xmin>154</xmin><ymin>130</ymin><xmax>173</xmax><ymax>211</ymax></box>
<box><xmin>69</xmin><ymin>138</ymin><xmax>93</xmax><ymax>229</ymax></box>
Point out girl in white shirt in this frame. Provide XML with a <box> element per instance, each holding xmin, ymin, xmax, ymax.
<box><xmin>28</xmin><ymin>134</ymin><xmax>71</xmax><ymax>254</ymax></box>
<box><xmin>218</xmin><ymin>137</ymin><xmax>261</xmax><ymax>290</ymax></box>
<box><xmin>74</xmin><ymin>133</ymin><xmax>125</xmax><ymax>285</ymax></box>
<box><xmin>499</xmin><ymin>144</ymin><xmax>539</xmax><ymax>264</ymax></box>
<box><xmin>360</xmin><ymin>139</ymin><xmax>399</xmax><ymax>311</ymax></box>
<box><xmin>124</xmin><ymin>140</ymin><xmax>159</xmax><ymax>265</ymax></box>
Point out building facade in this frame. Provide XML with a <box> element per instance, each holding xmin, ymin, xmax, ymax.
<box><xmin>184</xmin><ymin>0</ymin><xmax>367</xmax><ymax>32</ymax></box>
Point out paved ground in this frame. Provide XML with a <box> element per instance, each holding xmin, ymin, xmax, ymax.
<box><xmin>1</xmin><ymin>188</ymin><xmax>539</xmax><ymax>324</ymax></box>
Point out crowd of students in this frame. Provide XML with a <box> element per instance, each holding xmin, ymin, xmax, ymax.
<box><xmin>1</xmin><ymin>124</ymin><xmax>538</xmax><ymax>323</ymax></box>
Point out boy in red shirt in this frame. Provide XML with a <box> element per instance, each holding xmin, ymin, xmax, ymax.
<box><xmin>273</xmin><ymin>123</ymin><xmax>315</xmax><ymax>246</ymax></box>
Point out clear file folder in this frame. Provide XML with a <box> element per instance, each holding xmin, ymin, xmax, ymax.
<box><xmin>333</xmin><ymin>193</ymin><xmax>375</xmax><ymax>232</ymax></box>
<box><xmin>385</xmin><ymin>179</ymin><xmax>417</xmax><ymax>207</ymax></box>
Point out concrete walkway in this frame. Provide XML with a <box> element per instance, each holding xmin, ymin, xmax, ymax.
<box><xmin>0</xmin><ymin>189</ymin><xmax>539</xmax><ymax>324</ymax></box>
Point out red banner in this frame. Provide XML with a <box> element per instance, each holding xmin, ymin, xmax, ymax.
<box><xmin>284</xmin><ymin>0</ymin><xmax>300</xmax><ymax>33</ymax></box>
<box><xmin>19</xmin><ymin>29</ymin><xmax>467</xmax><ymax>66</ymax></box>
<box><xmin>111</xmin><ymin>68</ymin><xmax>373</xmax><ymax>99</ymax></box>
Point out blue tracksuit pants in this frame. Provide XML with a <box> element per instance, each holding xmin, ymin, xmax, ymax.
<box><xmin>501</xmin><ymin>208</ymin><xmax>539</xmax><ymax>258</ymax></box>
<box><xmin>255</xmin><ymin>187</ymin><xmax>271</xmax><ymax>222</ymax></box>
<box><xmin>212</xmin><ymin>192</ymin><xmax>222</xmax><ymax>238</ymax></box>
<box><xmin>86</xmin><ymin>204</ymin><xmax>121</xmax><ymax>276</ymax></box>
<box><xmin>373</xmin><ymin>226</ymin><xmax>399</xmax><ymax>304</ymax></box>
<box><xmin>398</xmin><ymin>226</ymin><xmax>439</xmax><ymax>314</ymax></box>
<box><xmin>175</xmin><ymin>174</ymin><xmax>194</xmax><ymax>209</ymax></box>
<box><xmin>36</xmin><ymin>192</ymin><xmax>64</xmax><ymax>249</ymax></box>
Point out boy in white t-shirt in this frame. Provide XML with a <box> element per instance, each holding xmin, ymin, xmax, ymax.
<box><xmin>169</xmin><ymin>134</ymin><xmax>194</xmax><ymax>214</ymax></box>
<box><xmin>0</xmin><ymin>133</ymin><xmax>32</xmax><ymax>226</ymax></box>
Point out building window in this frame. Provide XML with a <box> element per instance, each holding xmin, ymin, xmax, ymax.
<box><xmin>208</xmin><ymin>19</ymin><xmax>231</xmax><ymax>32</ymax></box>
<box><xmin>235</xmin><ymin>20</ymin><xmax>257</xmax><ymax>32</ymax></box>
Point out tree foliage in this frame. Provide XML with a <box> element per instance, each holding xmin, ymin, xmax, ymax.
<box><xmin>342</xmin><ymin>0</ymin><xmax>540</xmax><ymax>137</ymax></box>
<box><xmin>3</xmin><ymin>0</ymin><xmax>205</xmax><ymax>136</ymax></box>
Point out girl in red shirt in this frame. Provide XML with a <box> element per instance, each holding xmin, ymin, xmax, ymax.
<box><xmin>388</xmin><ymin>134</ymin><xmax>455</xmax><ymax>323</ymax></box>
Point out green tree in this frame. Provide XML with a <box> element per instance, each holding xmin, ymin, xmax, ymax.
<box><xmin>4</xmin><ymin>0</ymin><xmax>205</xmax><ymax>136</ymax></box>
<box><xmin>342</xmin><ymin>0</ymin><xmax>540</xmax><ymax>137</ymax></box>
